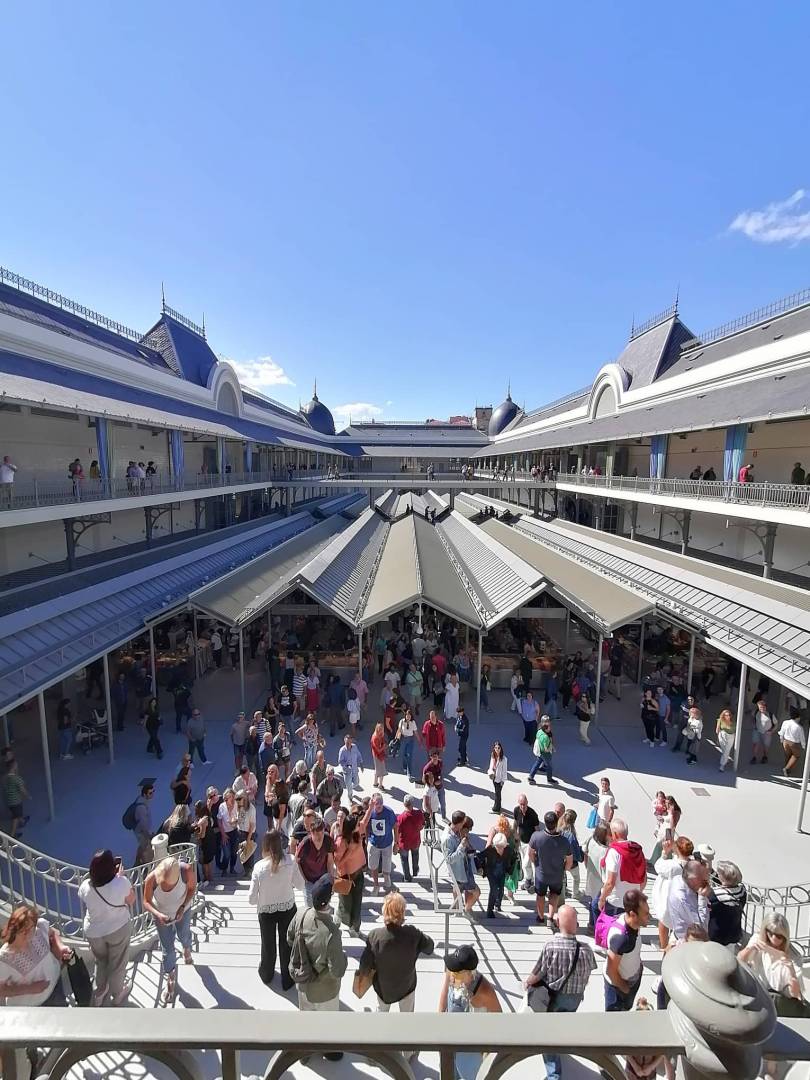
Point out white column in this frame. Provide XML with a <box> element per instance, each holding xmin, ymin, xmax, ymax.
<box><xmin>476</xmin><ymin>631</ymin><xmax>483</xmax><ymax>723</ymax></box>
<box><xmin>797</xmin><ymin>711</ymin><xmax>810</xmax><ymax>832</ymax></box>
<box><xmin>687</xmin><ymin>633</ymin><xmax>696</xmax><ymax>697</ymax></box>
<box><xmin>357</xmin><ymin>630</ymin><xmax>363</xmax><ymax>678</ymax></box>
<box><xmin>38</xmin><ymin>692</ymin><xmax>55</xmax><ymax>821</ymax></box>
<box><xmin>239</xmin><ymin>628</ymin><xmax>246</xmax><ymax>715</ymax></box>
<box><xmin>594</xmin><ymin>634</ymin><xmax>604</xmax><ymax>724</ymax></box>
<box><xmin>103</xmin><ymin>652</ymin><xmax>115</xmax><ymax>765</ymax></box>
<box><xmin>637</xmin><ymin>617</ymin><xmax>646</xmax><ymax>684</ymax></box>
<box><xmin>149</xmin><ymin>624</ymin><xmax>158</xmax><ymax>705</ymax></box>
<box><xmin>733</xmin><ymin>662</ymin><xmax>748</xmax><ymax>773</ymax></box>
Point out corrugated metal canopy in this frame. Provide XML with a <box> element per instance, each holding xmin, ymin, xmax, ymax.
<box><xmin>362</xmin><ymin>517</ymin><xmax>422</xmax><ymax>625</ymax></box>
<box><xmin>299</xmin><ymin>509</ymin><xmax>390</xmax><ymax>625</ymax></box>
<box><xmin>477</xmin><ymin>518</ymin><xmax>654</xmax><ymax>632</ymax></box>
<box><xmin>189</xmin><ymin>516</ymin><xmax>350</xmax><ymax>626</ymax></box>
<box><xmin>411</xmin><ymin>514</ymin><xmax>483</xmax><ymax>628</ymax></box>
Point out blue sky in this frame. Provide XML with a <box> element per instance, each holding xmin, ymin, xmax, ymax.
<box><xmin>2</xmin><ymin>2</ymin><xmax>809</xmax><ymax>424</ymax></box>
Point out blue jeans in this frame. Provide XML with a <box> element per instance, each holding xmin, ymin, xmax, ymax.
<box><xmin>543</xmin><ymin>991</ymin><xmax>584</xmax><ymax>1080</ymax></box>
<box><xmin>480</xmin><ymin>685</ymin><xmax>489</xmax><ymax>709</ymax></box>
<box><xmin>155</xmin><ymin>909</ymin><xmax>192</xmax><ymax>974</ymax></box>
<box><xmin>528</xmin><ymin>752</ymin><xmax>553</xmax><ymax>781</ymax></box>
<box><xmin>402</xmin><ymin>739</ymin><xmax>415</xmax><ymax>779</ymax></box>
<box><xmin>604</xmin><ymin>975</ymin><xmax>641</xmax><ymax>1012</ymax></box>
<box><xmin>58</xmin><ymin>729</ymin><xmax>73</xmax><ymax>757</ymax></box>
<box><xmin>188</xmin><ymin>738</ymin><xmax>207</xmax><ymax>763</ymax></box>
<box><xmin>304</xmin><ymin>743</ymin><xmax>316</xmax><ymax>769</ymax></box>
<box><xmin>220</xmin><ymin>830</ymin><xmax>238</xmax><ymax>873</ymax></box>
<box><xmin>545</xmin><ymin>696</ymin><xmax>559</xmax><ymax>720</ymax></box>
<box><xmin>437</xmin><ymin>784</ymin><xmax>447</xmax><ymax>817</ymax></box>
<box><xmin>457</xmin><ymin>734</ymin><xmax>468</xmax><ymax>764</ymax></box>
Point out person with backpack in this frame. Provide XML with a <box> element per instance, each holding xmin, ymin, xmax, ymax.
<box><xmin>123</xmin><ymin>779</ymin><xmax>155</xmax><ymax>865</ymax></box>
<box><xmin>598</xmin><ymin>818</ymin><xmax>647</xmax><ymax>917</ymax></box>
<box><xmin>286</xmin><ymin>876</ymin><xmax>347</xmax><ymax>1058</ymax></box>
<box><xmin>598</xmin><ymin>888</ymin><xmax>650</xmax><ymax>1012</ymax></box>
<box><xmin>560</xmin><ymin>809</ymin><xmax>583</xmax><ymax>900</ymax></box>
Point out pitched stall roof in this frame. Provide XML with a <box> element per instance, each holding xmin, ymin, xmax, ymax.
<box><xmin>298</xmin><ymin>510</ymin><xmax>390</xmax><ymax>625</ymax></box>
<box><xmin>477</xmin><ymin>518</ymin><xmax>654</xmax><ymax>633</ymax></box>
<box><xmin>516</xmin><ymin>518</ymin><xmax>810</xmax><ymax>696</ymax></box>
<box><xmin>362</xmin><ymin>517</ymin><xmax>422</xmax><ymax>625</ymax></box>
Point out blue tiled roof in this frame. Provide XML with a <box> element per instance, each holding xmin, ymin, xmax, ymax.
<box><xmin>0</xmin><ymin>283</ymin><xmax>171</xmax><ymax>373</ymax></box>
<box><xmin>162</xmin><ymin>314</ymin><xmax>218</xmax><ymax>387</ymax></box>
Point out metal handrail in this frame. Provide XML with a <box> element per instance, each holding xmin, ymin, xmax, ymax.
<box><xmin>0</xmin><ymin>830</ymin><xmax>200</xmax><ymax>949</ymax></box>
<box><xmin>744</xmin><ymin>881</ymin><xmax>810</xmax><ymax>962</ymax></box>
<box><xmin>558</xmin><ymin>471</ymin><xmax>810</xmax><ymax>512</ymax></box>
<box><xmin>682</xmin><ymin>286</ymin><xmax>810</xmax><ymax>351</ymax></box>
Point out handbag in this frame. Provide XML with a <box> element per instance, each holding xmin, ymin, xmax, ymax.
<box><xmin>524</xmin><ymin>942</ymin><xmax>581</xmax><ymax>1014</ymax></box>
<box><xmin>352</xmin><ymin>967</ymin><xmax>375</xmax><ymax>999</ymax></box>
<box><xmin>770</xmin><ymin>989</ymin><xmax>810</xmax><ymax>1018</ymax></box>
<box><xmin>332</xmin><ymin>876</ymin><xmax>353</xmax><ymax>896</ymax></box>
<box><xmin>238</xmin><ymin>838</ymin><xmax>257</xmax><ymax>865</ymax></box>
<box><xmin>586</xmin><ymin>807</ymin><xmax>599</xmax><ymax>830</ymax></box>
<box><xmin>63</xmin><ymin>950</ymin><xmax>93</xmax><ymax>1007</ymax></box>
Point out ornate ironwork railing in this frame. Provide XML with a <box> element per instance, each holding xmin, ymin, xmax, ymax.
<box><xmin>0</xmin><ymin>266</ymin><xmax>143</xmax><ymax>341</ymax></box>
<box><xmin>681</xmin><ymin>286</ymin><xmax>810</xmax><ymax>351</ymax></box>
<box><xmin>0</xmin><ymin>831</ymin><xmax>205</xmax><ymax>951</ymax></box>
<box><xmin>744</xmin><ymin>881</ymin><xmax>810</xmax><ymax>962</ymax></box>
<box><xmin>558</xmin><ymin>471</ymin><xmax>810</xmax><ymax>512</ymax></box>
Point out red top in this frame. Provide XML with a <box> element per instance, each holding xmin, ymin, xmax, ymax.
<box><xmin>433</xmin><ymin>653</ymin><xmax>447</xmax><ymax>678</ymax></box>
<box><xmin>422</xmin><ymin>757</ymin><xmax>443</xmax><ymax>788</ymax></box>
<box><xmin>371</xmin><ymin>732</ymin><xmax>387</xmax><ymax>761</ymax></box>
<box><xmin>422</xmin><ymin>718</ymin><xmax>446</xmax><ymax>752</ymax></box>
<box><xmin>397</xmin><ymin>807</ymin><xmax>424</xmax><ymax>850</ymax></box>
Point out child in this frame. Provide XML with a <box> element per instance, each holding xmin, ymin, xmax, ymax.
<box><xmin>623</xmin><ymin>998</ymin><xmax>674</xmax><ymax>1078</ymax></box>
<box><xmin>651</xmin><ymin>790</ymin><xmax>667</xmax><ymax>832</ymax></box>
<box><xmin>595</xmin><ymin>776</ymin><xmax>616</xmax><ymax>826</ymax></box>
<box><xmin>423</xmin><ymin>770</ymin><xmax>440</xmax><ymax>830</ymax></box>
<box><xmin>480</xmin><ymin>832</ymin><xmax>515</xmax><ymax>918</ymax></box>
<box><xmin>560</xmin><ymin>809</ymin><xmax>583</xmax><ymax>899</ymax></box>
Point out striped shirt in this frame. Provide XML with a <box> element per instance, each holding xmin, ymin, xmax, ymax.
<box><xmin>530</xmin><ymin>934</ymin><xmax>596</xmax><ymax>995</ymax></box>
<box><xmin>292</xmin><ymin>673</ymin><xmax>307</xmax><ymax>699</ymax></box>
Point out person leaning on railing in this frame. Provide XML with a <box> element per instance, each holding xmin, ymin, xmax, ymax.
<box><xmin>0</xmin><ymin>904</ymin><xmax>72</xmax><ymax>1005</ymax></box>
<box><xmin>78</xmin><ymin>849</ymin><xmax>136</xmax><ymax>1006</ymax></box>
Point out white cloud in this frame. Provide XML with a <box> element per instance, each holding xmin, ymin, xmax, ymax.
<box><xmin>332</xmin><ymin>401</ymin><xmax>384</xmax><ymax>425</ymax></box>
<box><xmin>729</xmin><ymin>189</ymin><xmax>810</xmax><ymax>244</ymax></box>
<box><xmin>220</xmin><ymin>355</ymin><xmax>295</xmax><ymax>389</ymax></box>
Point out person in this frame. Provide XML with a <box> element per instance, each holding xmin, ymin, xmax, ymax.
<box><xmin>315</xmin><ymin>764</ymin><xmax>343</xmax><ymax>811</ymax></box>
<box><xmin>576</xmin><ymin>691</ymin><xmax>595</xmax><ymax>745</ymax></box>
<box><xmin>739</xmin><ymin>911</ymin><xmax>803</xmax><ymax>1006</ymax></box>
<box><xmin>143</xmin><ymin>856</ymin><xmax>196</xmax><ymax>1003</ymax></box>
<box><xmin>422</xmin><ymin>748</ymin><xmax>447</xmax><ymax>819</ymax></box>
<box><xmin>488</xmin><ymin>741</ymin><xmax>508</xmax><ymax>812</ymax></box>
<box><xmin>443</xmin><ymin>810</ymin><xmax>480</xmax><ymax>915</ymax></box>
<box><xmin>708</xmin><ymin>860</ymin><xmax>746</xmax><ymax>948</ymax></box>
<box><xmin>236</xmin><ymin>792</ymin><xmax>257</xmax><ymax>875</ymax></box>
<box><xmin>323</xmin><ymin>674</ymin><xmax>344</xmax><ymax>738</ymax></box>
<box><xmin>231</xmin><ymin>712</ymin><xmax>250</xmax><ymax>772</ymax></box>
<box><xmin>233</xmin><ymin>762</ymin><xmax>258</xmax><ymax>805</ymax></box>
<box><xmin>650</xmin><ymin>796</ymin><xmax>681</xmax><ymax>865</ymax></box>
<box><xmin>397</xmin><ymin>794</ymin><xmax>424</xmax><ymax>882</ymax></box>
<box><xmin>528</xmin><ymin>717</ymin><xmax>558</xmax><ymax>785</ymax></box>
<box><xmin>397</xmin><ymin>707</ymin><xmax>421</xmax><ymax>782</ymax></box>
<box><xmin>510</xmin><ymin>665</ymin><xmax>523</xmax><ymax>713</ymax></box>
<box><xmin>333</xmin><ymin>811</ymin><xmax>367</xmax><ymax>936</ymax></box>
<box><xmin>603</xmin><ymin>888</ymin><xmax>649</xmax><ymax>1012</ymax></box>
<box><xmin>2</xmin><ymin>757</ymin><xmax>28</xmax><ymax>841</ymax></box>
<box><xmin>171</xmin><ymin>681</ymin><xmax>192</xmax><ymax>735</ymax></box>
<box><xmin>439</xmin><ymin>944</ymin><xmax>501</xmax><ymax>1012</ymax></box>
<box><xmin>455</xmin><ymin>703</ymin><xmax>470</xmax><ymax>766</ymax></box>
<box><xmin>716</xmin><ymin>707</ymin><xmax>736</xmax><ymax>772</ymax></box>
<box><xmin>337</xmin><ymin>733</ymin><xmax>363</xmax><ymax>792</ymax></box>
<box><xmin>110</xmin><ymin>673</ymin><xmax>129</xmax><ymax>733</ymax></box>
<box><xmin>209</xmin><ymin>628</ymin><xmax>223</xmax><ymax>668</ymax></box>
<box><xmin>358</xmin><ymin>891</ymin><xmax>434</xmax><ymax>1035</ymax></box>
<box><xmin>248</xmin><ymin>831</ymin><xmax>301</xmax><ymax>990</ymax></box>
<box><xmin>520</xmin><ymin>689</ymin><xmax>540</xmax><ymax>744</ymax></box>
<box><xmin>666</xmin><ymin>858</ymin><xmax>709</xmax><ymax>940</ymax></box>
<box><xmin>286</xmin><ymin>877</ymin><xmax>347</xmax><ymax>1056</ymax></box>
<box><xmin>194</xmin><ymin>799</ymin><xmax>216</xmax><ymax>888</ymax></box>
<box><xmin>639</xmin><ymin>688</ymin><xmax>659</xmax><ymax>746</ymax></box>
<box><xmin>524</xmin><ymin>905</ymin><xmax>597</xmax><ymax>1080</ymax></box>
<box><xmin>751</xmin><ymin>697</ymin><xmax>777</xmax><ymax>765</ymax></box>
<box><xmin>529</xmin><ymin>810</ymin><xmax>572</xmax><ymax>925</ymax></box>
<box><xmin>0</xmin><ymin>905</ymin><xmax>72</xmax><ymax>1006</ymax></box>
<box><xmin>779</xmin><ymin>706</ymin><xmax>806</xmax><ymax>776</ymax></box>
<box><xmin>582</xmin><ymin>823</ymin><xmax>611</xmax><ymax>930</ymax></box>
<box><xmin>131</xmin><ymin>778</ymin><xmax>155</xmax><ymax>865</ymax></box>
<box><xmin>0</xmin><ymin>455</ymin><xmax>17</xmax><ymax>506</ymax></box>
<box><xmin>682</xmin><ymin>705</ymin><xmax>703</xmax><ymax>765</ymax></box>
<box><xmin>217</xmin><ymin>788</ymin><xmax>239</xmax><ymax>876</ymax></box>
<box><xmin>422</xmin><ymin>770</ymin><xmax>441</xmax><ymax>829</ymax></box>
<box><xmin>514</xmin><ymin>793</ymin><xmax>540</xmax><ymax>890</ymax></box>
<box><xmin>738</xmin><ymin>461</ymin><xmax>754</xmax><ymax>484</ymax></box>
<box><xmin>480</xmin><ymin>662</ymin><xmax>493</xmax><ymax>712</ymax></box>
<box><xmin>598</xmin><ymin>818</ymin><xmax>647</xmax><ymax>916</ymax></box>
<box><xmin>263</xmin><ymin>764</ymin><xmax>289</xmax><ymax>834</ymax></box>
<box><xmin>164</xmin><ymin>803</ymin><xmax>194</xmax><ymax>847</ymax></box>
<box><xmin>170</xmin><ymin>755</ymin><xmax>193</xmax><ymax>807</ymax></box>
<box><xmin>305</xmin><ymin>664</ymin><xmax>320</xmax><ymax>715</ymax></box>
<box><xmin>186</xmin><ymin>708</ymin><xmax>208</xmax><ymax>764</ymax></box>
<box><xmin>295</xmin><ymin>712</ymin><xmax>321</xmax><ymax>771</ymax></box>
<box><xmin>650</xmin><ymin>836</ymin><xmax>694</xmax><ymax>949</ymax></box>
<box><xmin>78</xmin><ymin>850</ymin><xmax>135</xmax><ymax>1006</ymax></box>
<box><xmin>296</xmin><ymin>813</ymin><xmax>335</xmax><ymax>906</ymax></box>
<box><xmin>481</xmin><ymin>832</ymin><xmax>515</xmax><ymax>918</ymax></box>
<box><xmin>590</xmin><ymin>777</ymin><xmax>614</xmax><ymax>830</ymax></box>
<box><xmin>273</xmin><ymin>721</ymin><xmax>292</xmax><ymax>781</ymax></box>
<box><xmin>370</xmin><ymin>722</ymin><xmax>388</xmax><ymax>789</ymax></box>
<box><xmin>421</xmin><ymin>708</ymin><xmax>446</xmax><ymax>763</ymax></box>
<box><xmin>142</xmin><ymin>696</ymin><xmax>163</xmax><ymax>759</ymax></box>
<box><xmin>367</xmin><ymin>793</ymin><xmax>398</xmax><ymax>895</ymax></box>
<box><xmin>54</xmin><ymin>698</ymin><xmax>74</xmax><ymax>761</ymax></box>
<box><xmin>560</xmin><ymin>809</ymin><xmax>583</xmax><ymax>899</ymax></box>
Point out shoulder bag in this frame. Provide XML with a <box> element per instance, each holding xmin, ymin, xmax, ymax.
<box><xmin>524</xmin><ymin>941</ymin><xmax>581</xmax><ymax>1014</ymax></box>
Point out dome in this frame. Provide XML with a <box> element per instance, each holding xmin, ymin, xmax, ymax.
<box><xmin>302</xmin><ymin>385</ymin><xmax>335</xmax><ymax>436</ymax></box>
<box><xmin>488</xmin><ymin>392</ymin><xmax>520</xmax><ymax>436</ymax></box>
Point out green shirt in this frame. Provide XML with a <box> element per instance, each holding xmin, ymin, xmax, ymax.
<box><xmin>534</xmin><ymin>730</ymin><xmax>552</xmax><ymax>756</ymax></box>
<box><xmin>3</xmin><ymin>773</ymin><xmax>25</xmax><ymax>807</ymax></box>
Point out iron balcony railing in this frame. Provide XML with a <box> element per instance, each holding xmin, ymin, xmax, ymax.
<box><xmin>0</xmin><ymin>831</ymin><xmax>218</xmax><ymax>953</ymax></box>
<box><xmin>744</xmin><ymin>880</ymin><xmax>810</xmax><ymax>962</ymax></box>
<box><xmin>558</xmin><ymin>471</ymin><xmax>810</xmax><ymax>511</ymax></box>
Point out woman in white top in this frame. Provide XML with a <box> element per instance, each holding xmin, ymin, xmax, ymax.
<box><xmin>488</xmin><ymin>741</ymin><xmax>508</xmax><ymax>814</ymax></box>
<box><xmin>397</xmin><ymin>708</ymin><xmax>421</xmax><ymax>782</ymax></box>
<box><xmin>651</xmin><ymin>836</ymin><xmax>694</xmax><ymax>949</ymax></box>
<box><xmin>0</xmin><ymin>905</ymin><xmax>71</xmax><ymax>1007</ymax></box>
<box><xmin>78</xmin><ymin>849</ymin><xmax>135</xmax><ymax>1006</ymax></box>
<box><xmin>236</xmin><ymin>792</ymin><xmax>257</xmax><ymax>876</ymax></box>
<box><xmin>739</xmin><ymin>911</ymin><xmax>803</xmax><ymax>1004</ymax></box>
<box><xmin>582</xmin><ymin>822</ymin><xmax>610</xmax><ymax>930</ymax></box>
<box><xmin>217</xmin><ymin>787</ymin><xmax>239</xmax><ymax>876</ymax></box>
<box><xmin>248</xmin><ymin>831</ymin><xmax>302</xmax><ymax>990</ymax></box>
<box><xmin>510</xmin><ymin>667</ymin><xmax>522</xmax><ymax>712</ymax></box>
<box><xmin>143</xmin><ymin>856</ymin><xmax>196</xmax><ymax>1002</ymax></box>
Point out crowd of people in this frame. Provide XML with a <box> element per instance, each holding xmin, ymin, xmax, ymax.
<box><xmin>3</xmin><ymin>610</ymin><xmax>808</xmax><ymax>1080</ymax></box>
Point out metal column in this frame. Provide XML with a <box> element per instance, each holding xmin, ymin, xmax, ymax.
<box><xmin>38</xmin><ymin>692</ymin><xmax>55</xmax><ymax>821</ymax></box>
<box><xmin>637</xmin><ymin>617</ymin><xmax>646</xmax><ymax>684</ymax></box>
<box><xmin>797</xmin><ymin>711</ymin><xmax>810</xmax><ymax>832</ymax></box>
<box><xmin>239</xmin><ymin>628</ymin><xmax>246</xmax><ymax>715</ymax></box>
<box><xmin>594</xmin><ymin>634</ymin><xmax>604</xmax><ymax>724</ymax></box>
<box><xmin>733</xmin><ymin>662</ymin><xmax>748</xmax><ymax>773</ymax></box>
<box><xmin>686</xmin><ymin>633</ymin><xmax>696</xmax><ymax>698</ymax></box>
<box><xmin>102</xmin><ymin>652</ymin><xmax>115</xmax><ymax>764</ymax></box>
<box><xmin>357</xmin><ymin>631</ymin><xmax>363</xmax><ymax>678</ymax></box>
<box><xmin>476</xmin><ymin>632</ymin><xmax>483</xmax><ymax>723</ymax></box>
<box><xmin>149</xmin><ymin>624</ymin><xmax>158</xmax><ymax>705</ymax></box>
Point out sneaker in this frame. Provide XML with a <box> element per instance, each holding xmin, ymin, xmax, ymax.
<box><xmin>63</xmin><ymin>754</ymin><xmax>74</xmax><ymax>760</ymax></box>
<box><xmin>528</xmin><ymin>778</ymin><xmax>537</xmax><ymax>785</ymax></box>
<box><xmin>642</xmin><ymin>739</ymin><xmax>651</xmax><ymax>746</ymax></box>
<box><xmin>750</xmin><ymin>757</ymin><xmax>757</xmax><ymax>765</ymax></box>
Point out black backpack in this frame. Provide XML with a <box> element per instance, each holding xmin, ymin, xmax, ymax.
<box><xmin>122</xmin><ymin>800</ymin><xmax>138</xmax><ymax>831</ymax></box>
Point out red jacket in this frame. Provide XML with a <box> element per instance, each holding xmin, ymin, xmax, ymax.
<box><xmin>601</xmin><ymin>840</ymin><xmax>646</xmax><ymax>885</ymax></box>
<box><xmin>422</xmin><ymin>718</ymin><xmax>446</xmax><ymax>753</ymax></box>
<box><xmin>397</xmin><ymin>807</ymin><xmax>424</xmax><ymax>850</ymax></box>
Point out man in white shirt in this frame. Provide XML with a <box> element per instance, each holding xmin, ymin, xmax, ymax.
<box><xmin>0</xmin><ymin>456</ymin><xmax>17</xmax><ymax>507</ymax></box>
<box><xmin>383</xmin><ymin>666</ymin><xmax>401</xmax><ymax>693</ymax></box>
<box><xmin>411</xmin><ymin>634</ymin><xmax>426</xmax><ymax>663</ymax></box>
<box><xmin>666</xmin><ymin>859</ymin><xmax>709</xmax><ymax>940</ymax></box>
<box><xmin>603</xmin><ymin>889</ymin><xmax>649</xmax><ymax>1011</ymax></box>
<box><xmin>443</xmin><ymin>673</ymin><xmax>460</xmax><ymax>722</ymax></box>
<box><xmin>598</xmin><ymin>818</ymin><xmax>647</xmax><ymax>916</ymax></box>
<box><xmin>751</xmin><ymin>698</ymin><xmax>777</xmax><ymax>765</ymax></box>
<box><xmin>780</xmin><ymin>707</ymin><xmax>807</xmax><ymax>776</ymax></box>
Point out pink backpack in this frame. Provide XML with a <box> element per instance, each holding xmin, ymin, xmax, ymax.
<box><xmin>594</xmin><ymin>910</ymin><xmax>623</xmax><ymax>950</ymax></box>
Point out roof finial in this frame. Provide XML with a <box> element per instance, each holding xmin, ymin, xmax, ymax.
<box><xmin>202</xmin><ymin>312</ymin><xmax>206</xmax><ymax>339</ymax></box>
<box><xmin>507</xmin><ymin>378</ymin><xmax>511</xmax><ymax>399</ymax></box>
<box><xmin>161</xmin><ymin>282</ymin><xmax>166</xmax><ymax>312</ymax></box>
<box><xmin>630</xmin><ymin>311</ymin><xmax>635</xmax><ymax>338</ymax></box>
<box><xmin>313</xmin><ymin>378</ymin><xmax>317</xmax><ymax>399</ymax></box>
<box><xmin>674</xmin><ymin>284</ymin><xmax>680</xmax><ymax>314</ymax></box>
